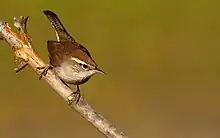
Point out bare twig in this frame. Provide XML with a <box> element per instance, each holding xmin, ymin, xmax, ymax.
<box><xmin>13</xmin><ymin>16</ymin><xmax>32</xmax><ymax>46</ymax></box>
<box><xmin>0</xmin><ymin>16</ymin><xmax>127</xmax><ymax>138</ymax></box>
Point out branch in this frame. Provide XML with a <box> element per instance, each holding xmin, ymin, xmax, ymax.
<box><xmin>0</xmin><ymin>16</ymin><xmax>127</xmax><ymax>138</ymax></box>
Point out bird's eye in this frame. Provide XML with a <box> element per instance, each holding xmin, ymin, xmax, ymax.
<box><xmin>82</xmin><ymin>64</ymin><xmax>88</xmax><ymax>69</ymax></box>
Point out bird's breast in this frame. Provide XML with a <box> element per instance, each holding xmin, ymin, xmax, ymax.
<box><xmin>54</xmin><ymin>65</ymin><xmax>91</xmax><ymax>85</ymax></box>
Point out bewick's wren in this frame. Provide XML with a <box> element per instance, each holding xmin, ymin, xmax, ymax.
<box><xmin>41</xmin><ymin>10</ymin><xmax>105</xmax><ymax>103</ymax></box>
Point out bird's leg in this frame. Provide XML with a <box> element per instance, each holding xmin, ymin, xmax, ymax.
<box><xmin>68</xmin><ymin>85</ymin><xmax>81</xmax><ymax>105</ymax></box>
<box><xmin>60</xmin><ymin>79</ymin><xmax>71</xmax><ymax>89</ymax></box>
<box><xmin>37</xmin><ymin>64</ymin><xmax>52</xmax><ymax>80</ymax></box>
<box><xmin>74</xmin><ymin>85</ymin><xmax>81</xmax><ymax>103</ymax></box>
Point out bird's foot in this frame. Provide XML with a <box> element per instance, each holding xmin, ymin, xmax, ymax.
<box><xmin>67</xmin><ymin>91</ymin><xmax>81</xmax><ymax>105</ymax></box>
<box><xmin>37</xmin><ymin>64</ymin><xmax>52</xmax><ymax>80</ymax></box>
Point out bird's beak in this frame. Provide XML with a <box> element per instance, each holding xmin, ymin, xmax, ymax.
<box><xmin>95</xmin><ymin>67</ymin><xmax>106</xmax><ymax>75</ymax></box>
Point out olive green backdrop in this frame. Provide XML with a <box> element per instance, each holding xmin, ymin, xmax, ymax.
<box><xmin>0</xmin><ymin>0</ymin><xmax>220</xmax><ymax>138</ymax></box>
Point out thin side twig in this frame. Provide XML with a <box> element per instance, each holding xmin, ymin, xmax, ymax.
<box><xmin>0</xmin><ymin>16</ymin><xmax>127</xmax><ymax>138</ymax></box>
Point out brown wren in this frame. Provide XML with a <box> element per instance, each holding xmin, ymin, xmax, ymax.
<box><xmin>41</xmin><ymin>10</ymin><xmax>105</xmax><ymax>103</ymax></box>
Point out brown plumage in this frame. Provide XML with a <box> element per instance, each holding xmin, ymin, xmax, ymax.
<box><xmin>43</xmin><ymin>10</ymin><xmax>98</xmax><ymax>68</ymax></box>
<box><xmin>47</xmin><ymin>40</ymin><xmax>97</xmax><ymax>67</ymax></box>
<box><xmin>43</xmin><ymin>10</ymin><xmax>74</xmax><ymax>42</ymax></box>
<box><xmin>42</xmin><ymin>10</ymin><xmax>105</xmax><ymax>99</ymax></box>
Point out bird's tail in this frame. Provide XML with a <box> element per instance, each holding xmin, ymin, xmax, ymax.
<box><xmin>43</xmin><ymin>10</ymin><xmax>75</xmax><ymax>41</ymax></box>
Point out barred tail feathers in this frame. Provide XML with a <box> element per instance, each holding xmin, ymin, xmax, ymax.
<box><xmin>43</xmin><ymin>10</ymin><xmax>74</xmax><ymax>41</ymax></box>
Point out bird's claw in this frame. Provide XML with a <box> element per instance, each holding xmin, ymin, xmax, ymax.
<box><xmin>37</xmin><ymin>64</ymin><xmax>51</xmax><ymax>80</ymax></box>
<box><xmin>68</xmin><ymin>91</ymin><xmax>81</xmax><ymax>105</ymax></box>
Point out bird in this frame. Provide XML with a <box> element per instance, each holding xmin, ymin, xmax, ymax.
<box><xmin>40</xmin><ymin>10</ymin><xmax>105</xmax><ymax>103</ymax></box>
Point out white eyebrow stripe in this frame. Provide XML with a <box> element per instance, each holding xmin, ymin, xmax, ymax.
<box><xmin>71</xmin><ymin>57</ymin><xmax>87</xmax><ymax>65</ymax></box>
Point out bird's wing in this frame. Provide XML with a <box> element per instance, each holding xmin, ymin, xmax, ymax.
<box><xmin>47</xmin><ymin>40</ymin><xmax>97</xmax><ymax>67</ymax></box>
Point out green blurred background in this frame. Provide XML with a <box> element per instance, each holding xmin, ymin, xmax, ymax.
<box><xmin>0</xmin><ymin>0</ymin><xmax>220</xmax><ymax>138</ymax></box>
